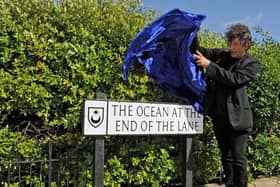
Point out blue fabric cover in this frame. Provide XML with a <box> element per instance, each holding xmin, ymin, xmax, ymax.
<box><xmin>122</xmin><ymin>9</ymin><xmax>206</xmax><ymax>113</ymax></box>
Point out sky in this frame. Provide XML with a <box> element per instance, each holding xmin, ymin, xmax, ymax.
<box><xmin>141</xmin><ymin>0</ymin><xmax>280</xmax><ymax>41</ymax></box>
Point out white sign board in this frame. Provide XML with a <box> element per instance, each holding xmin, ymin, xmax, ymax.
<box><xmin>83</xmin><ymin>100</ymin><xmax>203</xmax><ymax>136</ymax></box>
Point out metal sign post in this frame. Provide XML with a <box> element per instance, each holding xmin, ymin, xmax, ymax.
<box><xmin>183</xmin><ymin>136</ymin><xmax>194</xmax><ymax>187</ymax></box>
<box><xmin>94</xmin><ymin>136</ymin><xmax>104</xmax><ymax>187</ymax></box>
<box><xmin>93</xmin><ymin>92</ymin><xmax>106</xmax><ymax>187</ymax></box>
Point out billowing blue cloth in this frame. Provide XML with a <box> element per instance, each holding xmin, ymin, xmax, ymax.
<box><xmin>122</xmin><ymin>9</ymin><xmax>206</xmax><ymax>113</ymax></box>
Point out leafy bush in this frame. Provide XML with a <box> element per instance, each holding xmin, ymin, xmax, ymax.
<box><xmin>104</xmin><ymin>137</ymin><xmax>177</xmax><ymax>186</ymax></box>
<box><xmin>1</xmin><ymin>0</ymin><xmax>280</xmax><ymax>185</ymax></box>
<box><xmin>248</xmin><ymin>134</ymin><xmax>280</xmax><ymax>176</ymax></box>
<box><xmin>128</xmin><ymin>146</ymin><xmax>175</xmax><ymax>186</ymax></box>
<box><xmin>104</xmin><ymin>155</ymin><xmax>127</xmax><ymax>187</ymax></box>
<box><xmin>0</xmin><ymin>0</ymin><xmax>156</xmax><ymax>132</ymax></box>
<box><xmin>0</xmin><ymin>127</ymin><xmax>40</xmax><ymax>162</ymax></box>
<box><xmin>0</xmin><ymin>127</ymin><xmax>41</xmax><ymax>186</ymax></box>
<box><xmin>193</xmin><ymin>117</ymin><xmax>222</xmax><ymax>184</ymax></box>
<box><xmin>248</xmin><ymin>29</ymin><xmax>280</xmax><ymax>136</ymax></box>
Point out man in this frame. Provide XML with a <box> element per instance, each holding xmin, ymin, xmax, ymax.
<box><xmin>193</xmin><ymin>23</ymin><xmax>260</xmax><ymax>187</ymax></box>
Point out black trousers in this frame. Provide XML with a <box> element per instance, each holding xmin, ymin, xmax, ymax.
<box><xmin>212</xmin><ymin>116</ymin><xmax>249</xmax><ymax>187</ymax></box>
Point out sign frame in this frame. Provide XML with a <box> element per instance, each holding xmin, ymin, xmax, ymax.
<box><xmin>82</xmin><ymin>99</ymin><xmax>203</xmax><ymax>136</ymax></box>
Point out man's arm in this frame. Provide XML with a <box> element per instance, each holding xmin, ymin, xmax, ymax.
<box><xmin>191</xmin><ymin>37</ymin><xmax>225</xmax><ymax>62</ymax></box>
<box><xmin>194</xmin><ymin>48</ymin><xmax>260</xmax><ymax>87</ymax></box>
<box><xmin>206</xmin><ymin>58</ymin><xmax>260</xmax><ymax>87</ymax></box>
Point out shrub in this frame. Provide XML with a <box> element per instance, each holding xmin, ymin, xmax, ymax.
<box><xmin>248</xmin><ymin>134</ymin><xmax>280</xmax><ymax>176</ymax></box>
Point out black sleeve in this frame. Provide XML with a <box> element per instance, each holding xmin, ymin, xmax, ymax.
<box><xmin>206</xmin><ymin>58</ymin><xmax>260</xmax><ymax>87</ymax></box>
<box><xmin>190</xmin><ymin>37</ymin><xmax>225</xmax><ymax>62</ymax></box>
<box><xmin>190</xmin><ymin>36</ymin><xmax>199</xmax><ymax>54</ymax></box>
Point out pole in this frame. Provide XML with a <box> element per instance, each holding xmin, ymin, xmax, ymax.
<box><xmin>93</xmin><ymin>92</ymin><xmax>106</xmax><ymax>187</ymax></box>
<box><xmin>48</xmin><ymin>140</ymin><xmax>52</xmax><ymax>187</ymax></box>
<box><xmin>183</xmin><ymin>136</ymin><xmax>194</xmax><ymax>187</ymax></box>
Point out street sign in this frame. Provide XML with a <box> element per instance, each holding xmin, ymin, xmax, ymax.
<box><xmin>83</xmin><ymin>100</ymin><xmax>203</xmax><ymax>136</ymax></box>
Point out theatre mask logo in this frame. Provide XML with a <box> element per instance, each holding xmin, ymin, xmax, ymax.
<box><xmin>88</xmin><ymin>107</ymin><xmax>104</xmax><ymax>128</ymax></box>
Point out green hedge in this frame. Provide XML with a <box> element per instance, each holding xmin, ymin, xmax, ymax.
<box><xmin>0</xmin><ymin>0</ymin><xmax>279</xmax><ymax>186</ymax></box>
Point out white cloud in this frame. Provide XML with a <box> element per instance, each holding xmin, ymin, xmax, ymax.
<box><xmin>223</xmin><ymin>12</ymin><xmax>263</xmax><ymax>28</ymax></box>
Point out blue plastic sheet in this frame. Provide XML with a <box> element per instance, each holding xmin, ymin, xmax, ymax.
<box><xmin>122</xmin><ymin>9</ymin><xmax>206</xmax><ymax>113</ymax></box>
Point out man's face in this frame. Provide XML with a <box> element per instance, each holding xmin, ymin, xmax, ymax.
<box><xmin>228</xmin><ymin>38</ymin><xmax>247</xmax><ymax>58</ymax></box>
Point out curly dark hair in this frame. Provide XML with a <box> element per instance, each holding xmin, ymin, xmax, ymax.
<box><xmin>225</xmin><ymin>23</ymin><xmax>252</xmax><ymax>49</ymax></box>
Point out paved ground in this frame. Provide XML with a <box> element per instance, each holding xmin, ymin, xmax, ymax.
<box><xmin>194</xmin><ymin>176</ymin><xmax>280</xmax><ymax>187</ymax></box>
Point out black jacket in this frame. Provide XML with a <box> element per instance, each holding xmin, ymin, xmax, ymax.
<box><xmin>200</xmin><ymin>48</ymin><xmax>260</xmax><ymax>131</ymax></box>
